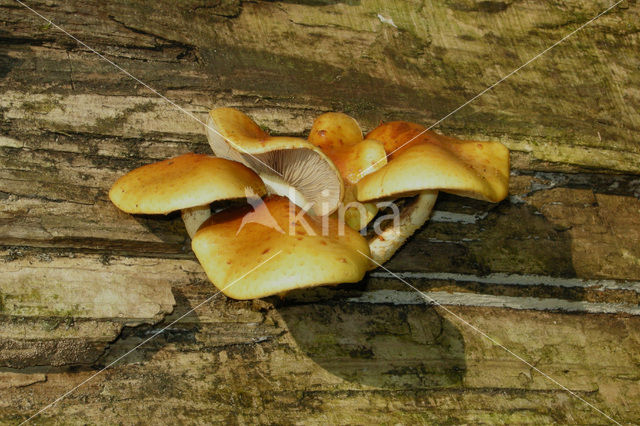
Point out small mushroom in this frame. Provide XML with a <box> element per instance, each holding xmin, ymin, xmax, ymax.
<box><xmin>109</xmin><ymin>153</ymin><xmax>267</xmax><ymax>237</ymax></box>
<box><xmin>308</xmin><ymin>112</ymin><xmax>387</xmax><ymax>230</ymax></box>
<box><xmin>206</xmin><ymin>108</ymin><xmax>343</xmax><ymax>216</ymax></box>
<box><xmin>356</xmin><ymin>121</ymin><xmax>510</xmax><ymax>265</ymax></box>
<box><xmin>192</xmin><ymin>195</ymin><xmax>371</xmax><ymax>299</ymax></box>
<box><xmin>308</xmin><ymin>112</ymin><xmax>387</xmax><ymax>185</ymax></box>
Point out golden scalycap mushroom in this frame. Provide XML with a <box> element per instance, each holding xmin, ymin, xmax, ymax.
<box><xmin>357</xmin><ymin>121</ymin><xmax>510</xmax><ymax>203</ymax></box>
<box><xmin>206</xmin><ymin>108</ymin><xmax>343</xmax><ymax>216</ymax></box>
<box><xmin>192</xmin><ymin>195</ymin><xmax>371</xmax><ymax>300</ymax></box>
<box><xmin>109</xmin><ymin>153</ymin><xmax>267</xmax><ymax>236</ymax></box>
<box><xmin>354</xmin><ymin>121</ymin><xmax>510</xmax><ymax>266</ymax></box>
<box><xmin>365</xmin><ymin>120</ymin><xmax>426</xmax><ymax>159</ymax></box>
<box><xmin>309</xmin><ymin>112</ymin><xmax>387</xmax><ymax>185</ymax></box>
<box><xmin>308</xmin><ymin>112</ymin><xmax>387</xmax><ymax>231</ymax></box>
<box><xmin>308</xmin><ymin>112</ymin><xmax>363</xmax><ymax>151</ymax></box>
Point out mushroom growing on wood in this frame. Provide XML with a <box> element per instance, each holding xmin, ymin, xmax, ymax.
<box><xmin>206</xmin><ymin>107</ymin><xmax>343</xmax><ymax>216</ymax></box>
<box><xmin>356</xmin><ymin>121</ymin><xmax>510</xmax><ymax>265</ymax></box>
<box><xmin>108</xmin><ymin>112</ymin><xmax>509</xmax><ymax>300</ymax></box>
<box><xmin>308</xmin><ymin>112</ymin><xmax>387</xmax><ymax>185</ymax></box>
<box><xmin>109</xmin><ymin>153</ymin><xmax>267</xmax><ymax>237</ymax></box>
<box><xmin>308</xmin><ymin>112</ymin><xmax>387</xmax><ymax>230</ymax></box>
<box><xmin>192</xmin><ymin>195</ymin><xmax>371</xmax><ymax>299</ymax></box>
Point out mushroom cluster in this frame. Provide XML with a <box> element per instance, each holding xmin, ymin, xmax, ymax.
<box><xmin>109</xmin><ymin>108</ymin><xmax>509</xmax><ymax>299</ymax></box>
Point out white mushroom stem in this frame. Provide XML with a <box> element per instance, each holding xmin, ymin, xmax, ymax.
<box><xmin>368</xmin><ymin>190</ymin><xmax>438</xmax><ymax>267</ymax></box>
<box><xmin>260</xmin><ymin>174</ymin><xmax>313</xmax><ymax>213</ymax></box>
<box><xmin>181</xmin><ymin>205</ymin><xmax>212</xmax><ymax>238</ymax></box>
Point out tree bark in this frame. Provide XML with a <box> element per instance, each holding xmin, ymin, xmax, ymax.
<box><xmin>1</xmin><ymin>0</ymin><xmax>639</xmax><ymax>423</ymax></box>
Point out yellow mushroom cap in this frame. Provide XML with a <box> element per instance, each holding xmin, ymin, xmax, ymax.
<box><xmin>365</xmin><ymin>120</ymin><xmax>428</xmax><ymax>159</ymax></box>
<box><xmin>309</xmin><ymin>112</ymin><xmax>387</xmax><ymax>185</ymax></box>
<box><xmin>357</xmin><ymin>122</ymin><xmax>510</xmax><ymax>203</ymax></box>
<box><xmin>206</xmin><ymin>108</ymin><xmax>343</xmax><ymax>216</ymax></box>
<box><xmin>309</xmin><ymin>112</ymin><xmax>363</xmax><ymax>150</ymax></box>
<box><xmin>109</xmin><ymin>153</ymin><xmax>266</xmax><ymax>214</ymax></box>
<box><xmin>191</xmin><ymin>195</ymin><xmax>371</xmax><ymax>299</ymax></box>
<box><xmin>308</xmin><ymin>112</ymin><xmax>387</xmax><ymax>231</ymax></box>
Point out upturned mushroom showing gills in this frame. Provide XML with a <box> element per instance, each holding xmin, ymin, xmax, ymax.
<box><xmin>109</xmin><ymin>153</ymin><xmax>267</xmax><ymax>237</ymax></box>
<box><xmin>192</xmin><ymin>195</ymin><xmax>371</xmax><ymax>300</ymax></box>
<box><xmin>206</xmin><ymin>107</ymin><xmax>343</xmax><ymax>216</ymax></box>
<box><xmin>356</xmin><ymin>121</ymin><xmax>510</xmax><ymax>265</ymax></box>
<box><xmin>308</xmin><ymin>112</ymin><xmax>387</xmax><ymax>230</ymax></box>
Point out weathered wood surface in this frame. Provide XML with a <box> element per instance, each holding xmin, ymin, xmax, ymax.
<box><xmin>1</xmin><ymin>0</ymin><xmax>639</xmax><ymax>423</ymax></box>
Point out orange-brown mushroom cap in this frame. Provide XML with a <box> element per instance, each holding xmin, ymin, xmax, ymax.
<box><xmin>109</xmin><ymin>153</ymin><xmax>266</xmax><ymax>214</ymax></box>
<box><xmin>308</xmin><ymin>112</ymin><xmax>387</xmax><ymax>231</ymax></box>
<box><xmin>365</xmin><ymin>120</ymin><xmax>427</xmax><ymax>159</ymax></box>
<box><xmin>192</xmin><ymin>195</ymin><xmax>371</xmax><ymax>299</ymax></box>
<box><xmin>309</xmin><ymin>112</ymin><xmax>387</xmax><ymax>185</ymax></box>
<box><xmin>357</xmin><ymin>122</ymin><xmax>510</xmax><ymax>203</ymax></box>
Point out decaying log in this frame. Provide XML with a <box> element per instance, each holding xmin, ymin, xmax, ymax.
<box><xmin>1</xmin><ymin>0</ymin><xmax>639</xmax><ymax>423</ymax></box>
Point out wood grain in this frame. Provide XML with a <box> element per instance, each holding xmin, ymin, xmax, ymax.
<box><xmin>1</xmin><ymin>0</ymin><xmax>639</xmax><ymax>423</ymax></box>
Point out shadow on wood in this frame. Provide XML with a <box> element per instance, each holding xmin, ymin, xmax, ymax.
<box><xmin>278</xmin><ymin>301</ymin><xmax>466</xmax><ymax>389</ymax></box>
<box><xmin>95</xmin><ymin>287</ymin><xmax>203</xmax><ymax>367</ymax></box>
